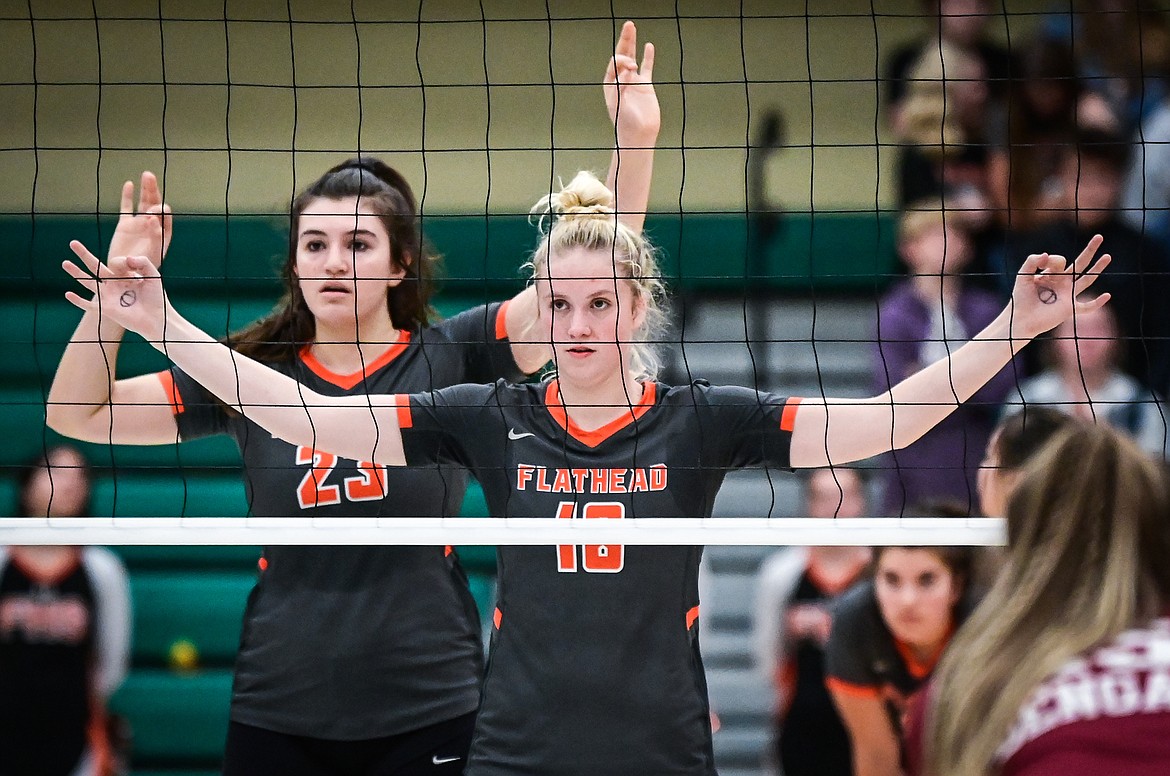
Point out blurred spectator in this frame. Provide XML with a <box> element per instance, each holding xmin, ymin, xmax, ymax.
<box><xmin>885</xmin><ymin>0</ymin><xmax>1013</xmax><ymax>133</ymax></box>
<box><xmin>924</xmin><ymin>424</ymin><xmax>1170</xmax><ymax>776</ymax></box>
<box><xmin>873</xmin><ymin>202</ymin><xmax>1015</xmax><ymax>515</ymax></box>
<box><xmin>0</xmin><ymin>445</ymin><xmax>131</xmax><ymax>776</ymax></box>
<box><xmin>1039</xmin><ymin>0</ymin><xmax>1170</xmax><ymax>134</ymax></box>
<box><xmin>984</xmin><ymin>36</ymin><xmax>1087</xmax><ymax>239</ymax></box>
<box><xmin>1121</xmin><ymin>95</ymin><xmax>1170</xmax><ymax>255</ymax></box>
<box><xmin>1001</xmin><ymin>128</ymin><xmax>1170</xmax><ymax>395</ymax></box>
<box><xmin>753</xmin><ymin>469</ymin><xmax>872</xmax><ymax>776</ymax></box>
<box><xmin>825</xmin><ymin>538</ymin><xmax>978</xmax><ymax>776</ymax></box>
<box><xmin>1002</xmin><ymin>303</ymin><xmax>1169</xmax><ymax>458</ymax></box>
<box><xmin>897</xmin><ymin>41</ymin><xmax>994</xmax><ymax>215</ymax></box>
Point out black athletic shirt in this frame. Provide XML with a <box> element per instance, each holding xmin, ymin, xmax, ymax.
<box><xmin>165</xmin><ymin>302</ymin><xmax>522</xmax><ymax>740</ymax></box>
<box><xmin>397</xmin><ymin>378</ymin><xmax>799</xmax><ymax>775</ymax></box>
<box><xmin>824</xmin><ymin>579</ymin><xmax>976</xmax><ymax>740</ymax></box>
<box><xmin>776</xmin><ymin>564</ymin><xmax>864</xmax><ymax>776</ymax></box>
<box><xmin>0</xmin><ymin>554</ymin><xmax>96</xmax><ymax>776</ymax></box>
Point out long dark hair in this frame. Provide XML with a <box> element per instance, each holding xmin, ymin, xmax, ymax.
<box><xmin>231</xmin><ymin>157</ymin><xmax>439</xmax><ymax>362</ymax></box>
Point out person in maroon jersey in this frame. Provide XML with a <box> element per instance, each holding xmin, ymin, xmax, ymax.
<box><xmin>924</xmin><ymin>423</ymin><xmax>1170</xmax><ymax>776</ymax></box>
<box><xmin>63</xmin><ymin>164</ymin><xmax>1111</xmax><ymax>773</ymax></box>
<box><xmin>46</xmin><ymin>23</ymin><xmax>659</xmax><ymax>776</ymax></box>
<box><xmin>1</xmin><ymin>445</ymin><xmax>131</xmax><ymax>776</ymax></box>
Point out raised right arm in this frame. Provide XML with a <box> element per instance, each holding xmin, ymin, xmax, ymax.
<box><xmin>62</xmin><ymin>244</ymin><xmax>408</xmax><ymax>467</ymax></box>
<box><xmin>46</xmin><ymin>173</ymin><xmax>178</xmax><ymax>444</ymax></box>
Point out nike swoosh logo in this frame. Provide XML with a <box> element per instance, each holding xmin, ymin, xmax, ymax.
<box><xmin>508</xmin><ymin>428</ymin><xmax>536</xmax><ymax>440</ymax></box>
<box><xmin>432</xmin><ymin>755</ymin><xmax>461</xmax><ymax>765</ymax></box>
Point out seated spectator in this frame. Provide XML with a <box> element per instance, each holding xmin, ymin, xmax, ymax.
<box><xmin>924</xmin><ymin>423</ymin><xmax>1170</xmax><ymax>776</ymax></box>
<box><xmin>873</xmin><ymin>202</ymin><xmax>1015</xmax><ymax>515</ymax></box>
<box><xmin>0</xmin><ymin>445</ymin><xmax>131</xmax><ymax>776</ymax></box>
<box><xmin>983</xmin><ymin>35</ymin><xmax>1092</xmax><ymax>237</ymax></box>
<box><xmin>884</xmin><ymin>0</ymin><xmax>1013</xmax><ymax>135</ymax></box>
<box><xmin>825</xmin><ymin>536</ymin><xmax>978</xmax><ymax>776</ymax></box>
<box><xmin>896</xmin><ymin>40</ymin><xmax>993</xmax><ymax>222</ymax></box>
<box><xmin>1038</xmin><ymin>0</ymin><xmax>1170</xmax><ymax>135</ymax></box>
<box><xmin>753</xmin><ymin>468</ymin><xmax>872</xmax><ymax>776</ymax></box>
<box><xmin>1001</xmin><ymin>128</ymin><xmax>1170</xmax><ymax>396</ymax></box>
<box><xmin>1002</xmin><ymin>303</ymin><xmax>1168</xmax><ymax>458</ymax></box>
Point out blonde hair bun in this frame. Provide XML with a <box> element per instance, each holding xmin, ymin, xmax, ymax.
<box><xmin>533</xmin><ymin>171</ymin><xmax>616</xmax><ymax>231</ymax></box>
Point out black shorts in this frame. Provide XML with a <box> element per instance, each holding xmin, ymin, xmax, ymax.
<box><xmin>222</xmin><ymin>711</ymin><xmax>476</xmax><ymax>776</ymax></box>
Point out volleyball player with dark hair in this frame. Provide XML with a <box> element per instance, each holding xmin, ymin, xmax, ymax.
<box><xmin>47</xmin><ymin>22</ymin><xmax>659</xmax><ymax>776</ymax></box>
<box><xmin>64</xmin><ymin>163</ymin><xmax>1109</xmax><ymax>773</ymax></box>
<box><xmin>825</xmin><ymin>539</ymin><xmax>977</xmax><ymax>776</ymax></box>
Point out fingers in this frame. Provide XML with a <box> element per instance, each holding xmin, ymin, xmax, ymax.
<box><xmin>1072</xmin><ymin>233</ymin><xmax>1105</xmax><ymax>273</ymax></box>
<box><xmin>140</xmin><ymin>170</ymin><xmax>161</xmax><ymax>211</ymax></box>
<box><xmin>1018</xmin><ymin>253</ymin><xmax>1048</xmax><ymax>275</ymax></box>
<box><xmin>641</xmin><ymin>42</ymin><xmax>654</xmax><ymax>80</ymax></box>
<box><xmin>69</xmin><ymin>240</ymin><xmax>102</xmax><ymax>274</ymax></box>
<box><xmin>1074</xmin><ymin>254</ymin><xmax>1111</xmax><ymax>293</ymax></box>
<box><xmin>119</xmin><ymin>181</ymin><xmax>135</xmax><ymax>218</ymax></box>
<box><xmin>1075</xmin><ymin>292</ymin><xmax>1112</xmax><ymax>314</ymax></box>
<box><xmin>63</xmin><ymin>291</ymin><xmax>94</xmax><ymax>313</ymax></box>
<box><xmin>61</xmin><ymin>260</ymin><xmax>98</xmax><ymax>294</ymax></box>
<box><xmin>615</xmin><ymin>20</ymin><xmax>636</xmax><ymax>58</ymax></box>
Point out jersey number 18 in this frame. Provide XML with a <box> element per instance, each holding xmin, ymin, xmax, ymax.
<box><xmin>555</xmin><ymin>501</ymin><xmax>625</xmax><ymax>573</ymax></box>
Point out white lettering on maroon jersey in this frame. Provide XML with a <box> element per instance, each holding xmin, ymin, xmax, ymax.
<box><xmin>997</xmin><ymin>618</ymin><xmax>1170</xmax><ymax>763</ymax></box>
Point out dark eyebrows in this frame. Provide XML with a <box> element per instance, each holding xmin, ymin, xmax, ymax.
<box><xmin>299</xmin><ymin>228</ymin><xmax>378</xmax><ymax>239</ymax></box>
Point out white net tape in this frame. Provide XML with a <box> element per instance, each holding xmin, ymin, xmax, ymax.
<box><xmin>0</xmin><ymin>517</ymin><xmax>1005</xmax><ymax>546</ymax></box>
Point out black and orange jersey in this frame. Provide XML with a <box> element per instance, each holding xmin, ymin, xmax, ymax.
<box><xmin>775</xmin><ymin>559</ymin><xmax>867</xmax><ymax>776</ymax></box>
<box><xmin>166</xmin><ymin>302</ymin><xmax>522</xmax><ymax>740</ymax></box>
<box><xmin>0</xmin><ymin>550</ymin><xmax>97</xmax><ymax>775</ymax></box>
<box><xmin>398</xmin><ymin>379</ymin><xmax>798</xmax><ymax>775</ymax></box>
<box><xmin>824</xmin><ymin>580</ymin><xmax>975</xmax><ymax>739</ymax></box>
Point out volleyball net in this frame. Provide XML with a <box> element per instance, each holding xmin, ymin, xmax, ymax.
<box><xmin>3</xmin><ymin>3</ymin><xmax>1165</xmax><ymax>546</ymax></box>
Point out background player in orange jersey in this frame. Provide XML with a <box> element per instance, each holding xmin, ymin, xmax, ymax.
<box><xmin>63</xmin><ymin>162</ymin><xmax>1109</xmax><ymax>773</ymax></box>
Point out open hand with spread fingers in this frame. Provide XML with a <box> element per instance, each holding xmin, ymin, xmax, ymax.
<box><xmin>1008</xmin><ymin>234</ymin><xmax>1112</xmax><ymax>341</ymax></box>
<box><xmin>62</xmin><ymin>241</ymin><xmax>170</xmax><ymax>343</ymax></box>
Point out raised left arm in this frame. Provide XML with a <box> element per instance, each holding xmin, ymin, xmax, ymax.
<box><xmin>791</xmin><ymin>237</ymin><xmax>1111</xmax><ymax>469</ymax></box>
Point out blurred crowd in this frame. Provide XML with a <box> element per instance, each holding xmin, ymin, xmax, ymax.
<box><xmin>754</xmin><ymin>3</ymin><xmax>1170</xmax><ymax>774</ymax></box>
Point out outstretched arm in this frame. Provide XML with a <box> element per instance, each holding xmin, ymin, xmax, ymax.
<box><xmin>46</xmin><ymin>173</ymin><xmax>178</xmax><ymax>444</ymax></box>
<box><xmin>507</xmin><ymin>20</ymin><xmax>660</xmax><ymax>372</ymax></box>
<box><xmin>790</xmin><ymin>236</ymin><xmax>1112</xmax><ymax>469</ymax></box>
<box><xmin>62</xmin><ymin>243</ymin><xmax>408</xmax><ymax>467</ymax></box>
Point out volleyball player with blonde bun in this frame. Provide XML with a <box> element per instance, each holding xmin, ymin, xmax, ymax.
<box><xmin>48</xmin><ymin>22</ymin><xmax>658</xmax><ymax>776</ymax></box>
<box><xmin>63</xmin><ymin>167</ymin><xmax>1110</xmax><ymax>773</ymax></box>
<box><xmin>925</xmin><ymin>423</ymin><xmax>1170</xmax><ymax>776</ymax></box>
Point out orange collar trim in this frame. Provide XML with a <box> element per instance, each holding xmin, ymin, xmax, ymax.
<box><xmin>894</xmin><ymin>619</ymin><xmax>956</xmax><ymax>680</ymax></box>
<box><xmin>544</xmin><ymin>379</ymin><xmax>658</xmax><ymax>448</ymax></box>
<box><xmin>299</xmin><ymin>330</ymin><xmax>412</xmax><ymax>389</ymax></box>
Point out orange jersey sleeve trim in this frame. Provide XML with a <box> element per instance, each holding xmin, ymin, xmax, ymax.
<box><xmin>155</xmin><ymin>370</ymin><xmax>185</xmax><ymax>415</ymax></box>
<box><xmin>780</xmin><ymin>397</ymin><xmax>802</xmax><ymax>432</ymax></box>
<box><xmin>495</xmin><ymin>299</ymin><xmax>511</xmax><ymax>340</ymax></box>
<box><xmin>394</xmin><ymin>394</ymin><xmax>413</xmax><ymax>429</ymax></box>
<box><xmin>686</xmin><ymin>605</ymin><xmax>700</xmax><ymax>630</ymax></box>
<box><xmin>825</xmin><ymin>676</ymin><xmax>882</xmax><ymax>699</ymax></box>
<box><xmin>493</xmin><ymin>607</ymin><xmax>502</xmax><ymax>630</ymax></box>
